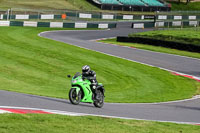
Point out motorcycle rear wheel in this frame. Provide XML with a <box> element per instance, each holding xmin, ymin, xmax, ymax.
<box><xmin>93</xmin><ymin>90</ymin><xmax>104</xmax><ymax>108</ymax></box>
<box><xmin>69</xmin><ymin>88</ymin><xmax>81</xmax><ymax>105</ymax></box>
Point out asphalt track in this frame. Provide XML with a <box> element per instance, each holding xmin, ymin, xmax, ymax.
<box><xmin>40</xmin><ymin>22</ymin><xmax>200</xmax><ymax>77</ymax></box>
<box><xmin>1</xmin><ymin>22</ymin><xmax>200</xmax><ymax>124</ymax></box>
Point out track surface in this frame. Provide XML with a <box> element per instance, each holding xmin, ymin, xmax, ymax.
<box><xmin>1</xmin><ymin>90</ymin><xmax>200</xmax><ymax>124</ymax></box>
<box><xmin>1</xmin><ymin>22</ymin><xmax>200</xmax><ymax>124</ymax></box>
<box><xmin>40</xmin><ymin>22</ymin><xmax>200</xmax><ymax>77</ymax></box>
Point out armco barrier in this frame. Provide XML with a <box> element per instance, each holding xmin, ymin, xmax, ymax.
<box><xmin>41</xmin><ymin>14</ymin><xmax>54</xmax><ymax>19</ymax></box>
<box><xmin>132</xmin><ymin>23</ymin><xmax>144</xmax><ymax>28</ymax></box>
<box><xmin>108</xmin><ymin>23</ymin><xmax>117</xmax><ymax>28</ymax></box>
<box><xmin>132</xmin><ymin>22</ymin><xmax>155</xmax><ymax>28</ymax></box>
<box><xmin>133</xmin><ymin>21</ymin><xmax>200</xmax><ymax>29</ymax></box>
<box><xmin>15</xmin><ymin>15</ymin><xmax>29</xmax><ymax>20</ymax></box>
<box><xmin>63</xmin><ymin>23</ymin><xmax>75</xmax><ymax>28</ymax></box>
<box><xmin>10</xmin><ymin>21</ymin><xmax>23</xmax><ymax>26</ymax></box>
<box><xmin>92</xmin><ymin>14</ymin><xmax>101</xmax><ymax>19</ymax></box>
<box><xmin>1</xmin><ymin>9</ymin><xmax>200</xmax><ymax>21</ymax></box>
<box><xmin>75</xmin><ymin>23</ymin><xmax>87</xmax><ymax>28</ymax></box>
<box><xmin>4</xmin><ymin>13</ymin><xmax>200</xmax><ymax>22</ymax></box>
<box><xmin>37</xmin><ymin>22</ymin><xmax>50</xmax><ymax>27</ymax></box>
<box><xmin>50</xmin><ymin>22</ymin><xmax>63</xmax><ymax>28</ymax></box>
<box><xmin>0</xmin><ymin>21</ymin><xmax>117</xmax><ymax>29</ymax></box>
<box><xmin>0</xmin><ymin>14</ymin><xmax>3</xmax><ymax>20</ymax></box>
<box><xmin>117</xmin><ymin>36</ymin><xmax>200</xmax><ymax>53</ymax></box>
<box><xmin>79</xmin><ymin>13</ymin><xmax>92</xmax><ymax>19</ymax></box>
<box><xmin>29</xmin><ymin>15</ymin><xmax>40</xmax><ymax>19</ymax></box>
<box><xmin>157</xmin><ymin>15</ymin><xmax>200</xmax><ymax>21</ymax></box>
<box><xmin>0</xmin><ymin>21</ymin><xmax>10</xmax><ymax>26</ymax></box>
<box><xmin>1</xmin><ymin>13</ymin><xmax>154</xmax><ymax>21</ymax></box>
<box><xmin>24</xmin><ymin>21</ymin><xmax>37</xmax><ymax>27</ymax></box>
<box><xmin>98</xmin><ymin>24</ymin><xmax>108</xmax><ymax>28</ymax></box>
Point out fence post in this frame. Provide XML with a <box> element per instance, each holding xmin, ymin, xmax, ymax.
<box><xmin>11</xmin><ymin>8</ymin><xmax>13</xmax><ymax>20</ymax></box>
<box><xmin>181</xmin><ymin>21</ymin><xmax>183</xmax><ymax>29</ymax></box>
<box><xmin>7</xmin><ymin>9</ymin><xmax>10</xmax><ymax>21</ymax></box>
<box><xmin>168</xmin><ymin>21</ymin><xmax>169</xmax><ymax>29</ymax></box>
<box><xmin>38</xmin><ymin>11</ymin><xmax>39</xmax><ymax>21</ymax></box>
<box><xmin>76</xmin><ymin>11</ymin><xmax>78</xmax><ymax>21</ymax></box>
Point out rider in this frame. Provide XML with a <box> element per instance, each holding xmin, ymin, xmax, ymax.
<box><xmin>82</xmin><ymin>65</ymin><xmax>98</xmax><ymax>99</ymax></box>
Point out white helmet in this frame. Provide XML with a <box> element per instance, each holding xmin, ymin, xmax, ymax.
<box><xmin>82</xmin><ymin>65</ymin><xmax>90</xmax><ymax>75</ymax></box>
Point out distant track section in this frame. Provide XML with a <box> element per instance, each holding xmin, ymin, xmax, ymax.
<box><xmin>40</xmin><ymin>22</ymin><xmax>200</xmax><ymax>77</ymax></box>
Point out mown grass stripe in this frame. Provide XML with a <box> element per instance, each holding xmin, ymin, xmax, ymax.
<box><xmin>0</xmin><ymin>114</ymin><xmax>200</xmax><ymax>133</ymax></box>
<box><xmin>0</xmin><ymin>27</ymin><xmax>199</xmax><ymax>103</ymax></box>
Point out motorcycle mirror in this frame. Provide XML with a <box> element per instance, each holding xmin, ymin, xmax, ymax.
<box><xmin>67</xmin><ymin>75</ymin><xmax>71</xmax><ymax>78</ymax></box>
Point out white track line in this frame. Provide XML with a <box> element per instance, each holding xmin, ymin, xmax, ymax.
<box><xmin>0</xmin><ymin>109</ymin><xmax>11</xmax><ymax>114</ymax></box>
<box><xmin>107</xmin><ymin>95</ymin><xmax>200</xmax><ymax>105</ymax></box>
<box><xmin>94</xmin><ymin>38</ymin><xmax>200</xmax><ymax>61</ymax></box>
<box><xmin>38</xmin><ymin>31</ymin><xmax>200</xmax><ymax>104</ymax></box>
<box><xmin>0</xmin><ymin>106</ymin><xmax>85</xmax><ymax>116</ymax></box>
<box><xmin>0</xmin><ymin>106</ymin><xmax>199</xmax><ymax>125</ymax></box>
<box><xmin>38</xmin><ymin>29</ymin><xmax>110</xmax><ymax>36</ymax></box>
<box><xmin>94</xmin><ymin>39</ymin><xmax>200</xmax><ymax>82</ymax></box>
<box><xmin>1</xmin><ymin>30</ymin><xmax>200</xmax><ymax>126</ymax></box>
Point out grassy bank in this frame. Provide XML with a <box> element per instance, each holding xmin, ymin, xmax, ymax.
<box><xmin>170</xmin><ymin>1</ymin><xmax>200</xmax><ymax>11</ymax></box>
<box><xmin>0</xmin><ymin>0</ymin><xmax>154</xmax><ymax>15</ymax></box>
<box><xmin>1</xmin><ymin>0</ymin><xmax>200</xmax><ymax>14</ymax></box>
<box><xmin>0</xmin><ymin>114</ymin><xmax>200</xmax><ymax>133</ymax></box>
<box><xmin>0</xmin><ymin>0</ymin><xmax>99</xmax><ymax>10</ymax></box>
<box><xmin>0</xmin><ymin>27</ymin><xmax>199</xmax><ymax>103</ymax></box>
<box><xmin>129</xmin><ymin>28</ymin><xmax>200</xmax><ymax>47</ymax></box>
<box><xmin>99</xmin><ymin>28</ymin><xmax>200</xmax><ymax>59</ymax></box>
<box><xmin>99</xmin><ymin>37</ymin><xmax>200</xmax><ymax>59</ymax></box>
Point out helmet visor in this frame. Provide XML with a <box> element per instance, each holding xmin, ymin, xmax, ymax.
<box><xmin>82</xmin><ymin>69</ymin><xmax>89</xmax><ymax>72</ymax></box>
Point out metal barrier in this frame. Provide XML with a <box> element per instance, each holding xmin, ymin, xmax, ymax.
<box><xmin>0</xmin><ymin>20</ymin><xmax>117</xmax><ymax>29</ymax></box>
<box><xmin>131</xmin><ymin>20</ymin><xmax>200</xmax><ymax>29</ymax></box>
<box><xmin>1</xmin><ymin>8</ymin><xmax>200</xmax><ymax>29</ymax></box>
<box><xmin>0</xmin><ymin>8</ymin><xmax>156</xmax><ymax>21</ymax></box>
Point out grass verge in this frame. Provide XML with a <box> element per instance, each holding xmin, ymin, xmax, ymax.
<box><xmin>98</xmin><ymin>38</ymin><xmax>200</xmax><ymax>59</ymax></box>
<box><xmin>0</xmin><ymin>114</ymin><xmax>200</xmax><ymax>133</ymax></box>
<box><xmin>170</xmin><ymin>1</ymin><xmax>200</xmax><ymax>11</ymax></box>
<box><xmin>0</xmin><ymin>0</ymin><xmax>154</xmax><ymax>15</ymax></box>
<box><xmin>0</xmin><ymin>27</ymin><xmax>199</xmax><ymax>103</ymax></box>
<box><xmin>129</xmin><ymin>28</ymin><xmax>200</xmax><ymax>47</ymax></box>
<box><xmin>0</xmin><ymin>0</ymin><xmax>99</xmax><ymax>10</ymax></box>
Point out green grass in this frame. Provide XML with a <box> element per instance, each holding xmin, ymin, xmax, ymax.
<box><xmin>0</xmin><ymin>26</ymin><xmax>199</xmax><ymax>103</ymax></box>
<box><xmin>0</xmin><ymin>0</ymin><xmax>153</xmax><ymax>15</ymax></box>
<box><xmin>0</xmin><ymin>0</ymin><xmax>156</xmax><ymax>15</ymax></box>
<box><xmin>99</xmin><ymin>38</ymin><xmax>200</xmax><ymax>59</ymax></box>
<box><xmin>0</xmin><ymin>0</ymin><xmax>99</xmax><ymax>10</ymax></box>
<box><xmin>170</xmin><ymin>1</ymin><xmax>200</xmax><ymax>11</ymax></box>
<box><xmin>0</xmin><ymin>114</ymin><xmax>200</xmax><ymax>133</ymax></box>
<box><xmin>129</xmin><ymin>28</ymin><xmax>200</xmax><ymax>47</ymax></box>
<box><xmin>1</xmin><ymin>0</ymin><xmax>200</xmax><ymax>15</ymax></box>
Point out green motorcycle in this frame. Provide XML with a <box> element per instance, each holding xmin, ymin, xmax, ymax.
<box><xmin>68</xmin><ymin>72</ymin><xmax>105</xmax><ymax>108</ymax></box>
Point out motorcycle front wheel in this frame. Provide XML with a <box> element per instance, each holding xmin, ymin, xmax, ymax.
<box><xmin>69</xmin><ymin>88</ymin><xmax>81</xmax><ymax>105</ymax></box>
<box><xmin>93</xmin><ymin>90</ymin><xmax>104</xmax><ymax>108</ymax></box>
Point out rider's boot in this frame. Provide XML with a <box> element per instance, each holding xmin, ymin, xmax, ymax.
<box><xmin>92</xmin><ymin>85</ymin><xmax>99</xmax><ymax>100</ymax></box>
